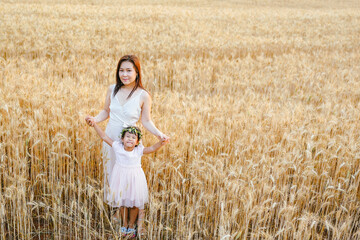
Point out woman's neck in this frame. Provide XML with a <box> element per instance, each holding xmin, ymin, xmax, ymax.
<box><xmin>122</xmin><ymin>83</ymin><xmax>136</xmax><ymax>90</ymax></box>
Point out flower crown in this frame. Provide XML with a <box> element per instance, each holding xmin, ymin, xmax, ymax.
<box><xmin>121</xmin><ymin>126</ymin><xmax>142</xmax><ymax>141</ymax></box>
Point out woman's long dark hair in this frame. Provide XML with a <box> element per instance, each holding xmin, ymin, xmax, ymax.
<box><xmin>113</xmin><ymin>55</ymin><xmax>144</xmax><ymax>99</ymax></box>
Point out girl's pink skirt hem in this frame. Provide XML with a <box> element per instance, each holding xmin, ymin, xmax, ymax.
<box><xmin>105</xmin><ymin>164</ymin><xmax>148</xmax><ymax>209</ymax></box>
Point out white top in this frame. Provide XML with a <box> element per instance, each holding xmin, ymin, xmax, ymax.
<box><xmin>108</xmin><ymin>84</ymin><xmax>143</xmax><ymax>128</ymax></box>
<box><xmin>112</xmin><ymin>141</ymin><xmax>144</xmax><ymax>167</ymax></box>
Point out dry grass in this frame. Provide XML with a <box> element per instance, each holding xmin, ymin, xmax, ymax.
<box><xmin>1</xmin><ymin>0</ymin><xmax>360</xmax><ymax>239</ymax></box>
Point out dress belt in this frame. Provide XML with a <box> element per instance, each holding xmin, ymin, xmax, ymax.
<box><xmin>108</xmin><ymin>119</ymin><xmax>133</xmax><ymax>128</ymax></box>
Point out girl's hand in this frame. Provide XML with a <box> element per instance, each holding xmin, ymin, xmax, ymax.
<box><xmin>158</xmin><ymin>133</ymin><xmax>170</xmax><ymax>142</ymax></box>
<box><xmin>161</xmin><ymin>138</ymin><xmax>169</xmax><ymax>146</ymax></box>
<box><xmin>85</xmin><ymin>116</ymin><xmax>96</xmax><ymax>126</ymax></box>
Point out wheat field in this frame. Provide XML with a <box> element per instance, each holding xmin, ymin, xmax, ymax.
<box><xmin>1</xmin><ymin>0</ymin><xmax>360</xmax><ymax>239</ymax></box>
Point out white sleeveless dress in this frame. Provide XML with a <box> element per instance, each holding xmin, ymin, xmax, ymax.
<box><xmin>103</xmin><ymin>84</ymin><xmax>144</xmax><ymax>202</ymax></box>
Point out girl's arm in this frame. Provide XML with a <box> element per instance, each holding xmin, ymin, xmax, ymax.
<box><xmin>85</xmin><ymin>85</ymin><xmax>112</xmax><ymax>125</ymax></box>
<box><xmin>140</xmin><ymin>91</ymin><xmax>170</xmax><ymax>141</ymax></box>
<box><xmin>92</xmin><ymin>122</ymin><xmax>114</xmax><ymax>147</ymax></box>
<box><xmin>143</xmin><ymin>139</ymin><xmax>168</xmax><ymax>154</ymax></box>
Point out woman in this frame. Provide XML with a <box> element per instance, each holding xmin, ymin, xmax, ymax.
<box><xmin>85</xmin><ymin>55</ymin><xmax>169</xmax><ymax>235</ymax></box>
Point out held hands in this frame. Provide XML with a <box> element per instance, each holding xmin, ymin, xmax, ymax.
<box><xmin>160</xmin><ymin>137</ymin><xmax>170</xmax><ymax>146</ymax></box>
<box><xmin>159</xmin><ymin>133</ymin><xmax>170</xmax><ymax>146</ymax></box>
<box><xmin>85</xmin><ymin>116</ymin><xmax>96</xmax><ymax>127</ymax></box>
<box><xmin>158</xmin><ymin>133</ymin><xmax>170</xmax><ymax>143</ymax></box>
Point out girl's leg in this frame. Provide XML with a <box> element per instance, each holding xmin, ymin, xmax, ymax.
<box><xmin>119</xmin><ymin>207</ymin><xmax>129</xmax><ymax>227</ymax></box>
<box><xmin>128</xmin><ymin>207</ymin><xmax>139</xmax><ymax>229</ymax></box>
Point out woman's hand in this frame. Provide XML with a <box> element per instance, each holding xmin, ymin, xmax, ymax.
<box><xmin>158</xmin><ymin>133</ymin><xmax>170</xmax><ymax>142</ymax></box>
<box><xmin>85</xmin><ymin>115</ymin><xmax>96</xmax><ymax>126</ymax></box>
<box><xmin>161</xmin><ymin>138</ymin><xmax>170</xmax><ymax>146</ymax></box>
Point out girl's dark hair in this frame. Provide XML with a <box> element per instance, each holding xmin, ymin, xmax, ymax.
<box><xmin>114</xmin><ymin>55</ymin><xmax>144</xmax><ymax>99</ymax></box>
<box><xmin>121</xmin><ymin>126</ymin><xmax>142</xmax><ymax>146</ymax></box>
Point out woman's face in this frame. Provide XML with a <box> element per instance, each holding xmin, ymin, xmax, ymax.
<box><xmin>119</xmin><ymin>61</ymin><xmax>137</xmax><ymax>86</ymax></box>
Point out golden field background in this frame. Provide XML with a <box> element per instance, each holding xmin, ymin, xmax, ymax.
<box><xmin>1</xmin><ymin>0</ymin><xmax>360</xmax><ymax>239</ymax></box>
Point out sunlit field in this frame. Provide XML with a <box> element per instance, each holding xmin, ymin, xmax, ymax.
<box><xmin>1</xmin><ymin>0</ymin><xmax>360</xmax><ymax>239</ymax></box>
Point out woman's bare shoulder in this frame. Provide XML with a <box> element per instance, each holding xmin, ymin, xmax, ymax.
<box><xmin>140</xmin><ymin>89</ymin><xmax>151</xmax><ymax>101</ymax></box>
<box><xmin>106</xmin><ymin>84</ymin><xmax>115</xmax><ymax>93</ymax></box>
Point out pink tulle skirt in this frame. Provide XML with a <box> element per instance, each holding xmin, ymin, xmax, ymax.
<box><xmin>106</xmin><ymin>164</ymin><xmax>148</xmax><ymax>209</ymax></box>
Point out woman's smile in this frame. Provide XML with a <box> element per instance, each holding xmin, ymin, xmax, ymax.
<box><xmin>119</xmin><ymin>61</ymin><xmax>137</xmax><ymax>86</ymax></box>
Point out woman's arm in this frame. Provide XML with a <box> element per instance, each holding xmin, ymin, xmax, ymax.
<box><xmin>140</xmin><ymin>91</ymin><xmax>170</xmax><ymax>141</ymax></box>
<box><xmin>85</xmin><ymin>85</ymin><xmax>112</xmax><ymax>125</ymax></box>
<box><xmin>143</xmin><ymin>139</ymin><xmax>168</xmax><ymax>154</ymax></box>
<box><xmin>92</xmin><ymin>122</ymin><xmax>114</xmax><ymax>147</ymax></box>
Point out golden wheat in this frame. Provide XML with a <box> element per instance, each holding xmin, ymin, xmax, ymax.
<box><xmin>1</xmin><ymin>0</ymin><xmax>360</xmax><ymax>239</ymax></box>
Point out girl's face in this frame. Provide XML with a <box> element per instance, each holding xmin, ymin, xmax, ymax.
<box><xmin>122</xmin><ymin>132</ymin><xmax>139</xmax><ymax>149</ymax></box>
<box><xmin>119</xmin><ymin>61</ymin><xmax>137</xmax><ymax>87</ymax></box>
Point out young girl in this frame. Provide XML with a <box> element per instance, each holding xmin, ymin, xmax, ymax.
<box><xmin>90</xmin><ymin>122</ymin><xmax>168</xmax><ymax>238</ymax></box>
